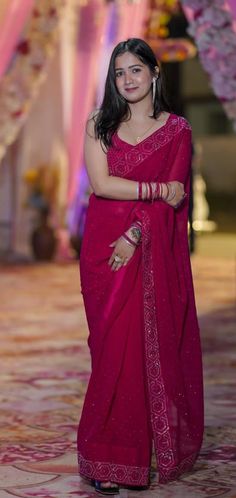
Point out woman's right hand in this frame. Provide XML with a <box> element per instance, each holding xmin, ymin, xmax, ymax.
<box><xmin>163</xmin><ymin>181</ymin><xmax>186</xmax><ymax>209</ymax></box>
<box><xmin>108</xmin><ymin>237</ymin><xmax>136</xmax><ymax>271</ymax></box>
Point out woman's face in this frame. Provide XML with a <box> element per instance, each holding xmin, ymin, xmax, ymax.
<box><xmin>114</xmin><ymin>51</ymin><xmax>154</xmax><ymax>103</ymax></box>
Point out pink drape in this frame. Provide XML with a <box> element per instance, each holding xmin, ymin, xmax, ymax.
<box><xmin>0</xmin><ymin>0</ymin><xmax>34</xmax><ymax>80</ymax></box>
<box><xmin>68</xmin><ymin>0</ymin><xmax>149</xmax><ymax>216</ymax></box>
<box><xmin>67</xmin><ymin>0</ymin><xmax>108</xmax><ymax>204</ymax></box>
<box><xmin>227</xmin><ymin>0</ymin><xmax>236</xmax><ymax>18</ymax></box>
<box><xmin>116</xmin><ymin>0</ymin><xmax>149</xmax><ymax>41</ymax></box>
<box><xmin>77</xmin><ymin>114</ymin><xmax>204</xmax><ymax>485</ymax></box>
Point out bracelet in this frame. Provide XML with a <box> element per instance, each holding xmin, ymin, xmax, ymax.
<box><xmin>160</xmin><ymin>182</ymin><xmax>168</xmax><ymax>201</ymax></box>
<box><xmin>137</xmin><ymin>182</ymin><xmax>166</xmax><ymax>202</ymax></box>
<box><xmin>144</xmin><ymin>183</ymin><xmax>148</xmax><ymax>200</ymax></box>
<box><xmin>155</xmin><ymin>182</ymin><xmax>161</xmax><ymax>199</ymax></box>
<box><xmin>149</xmin><ymin>182</ymin><xmax>153</xmax><ymax>202</ymax></box>
<box><xmin>138</xmin><ymin>182</ymin><xmax>142</xmax><ymax>200</ymax></box>
<box><xmin>160</xmin><ymin>183</ymin><xmax>163</xmax><ymax>199</ymax></box>
<box><xmin>151</xmin><ymin>182</ymin><xmax>158</xmax><ymax>202</ymax></box>
<box><xmin>121</xmin><ymin>234</ymin><xmax>138</xmax><ymax>248</ymax></box>
<box><xmin>165</xmin><ymin>183</ymin><xmax>169</xmax><ymax>201</ymax></box>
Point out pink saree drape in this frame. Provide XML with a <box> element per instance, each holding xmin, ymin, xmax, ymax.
<box><xmin>0</xmin><ymin>0</ymin><xmax>34</xmax><ymax>79</ymax></box>
<box><xmin>77</xmin><ymin>114</ymin><xmax>204</xmax><ymax>486</ymax></box>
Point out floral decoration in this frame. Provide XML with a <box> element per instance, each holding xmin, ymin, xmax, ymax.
<box><xmin>181</xmin><ymin>0</ymin><xmax>236</xmax><ymax>130</ymax></box>
<box><xmin>146</xmin><ymin>0</ymin><xmax>197</xmax><ymax>62</ymax></box>
<box><xmin>0</xmin><ymin>0</ymin><xmax>65</xmax><ymax>162</ymax></box>
<box><xmin>150</xmin><ymin>37</ymin><xmax>196</xmax><ymax>62</ymax></box>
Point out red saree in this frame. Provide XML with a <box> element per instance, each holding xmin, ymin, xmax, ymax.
<box><xmin>77</xmin><ymin>113</ymin><xmax>204</xmax><ymax>486</ymax></box>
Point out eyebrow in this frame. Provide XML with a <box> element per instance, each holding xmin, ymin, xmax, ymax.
<box><xmin>115</xmin><ymin>64</ymin><xmax>143</xmax><ymax>71</ymax></box>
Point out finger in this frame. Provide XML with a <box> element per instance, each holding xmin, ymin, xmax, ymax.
<box><xmin>109</xmin><ymin>240</ymin><xmax>116</xmax><ymax>247</ymax></box>
<box><xmin>115</xmin><ymin>262</ymin><xmax>123</xmax><ymax>272</ymax></box>
<box><xmin>108</xmin><ymin>252</ymin><xmax>116</xmax><ymax>265</ymax></box>
<box><xmin>111</xmin><ymin>261</ymin><xmax>119</xmax><ymax>271</ymax></box>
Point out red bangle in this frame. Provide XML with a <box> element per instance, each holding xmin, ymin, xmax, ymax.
<box><xmin>156</xmin><ymin>182</ymin><xmax>160</xmax><ymax>199</ymax></box>
<box><xmin>138</xmin><ymin>182</ymin><xmax>142</xmax><ymax>200</ymax></box>
<box><xmin>165</xmin><ymin>183</ymin><xmax>169</xmax><ymax>200</ymax></box>
<box><xmin>149</xmin><ymin>182</ymin><xmax>153</xmax><ymax>202</ymax></box>
<box><xmin>122</xmin><ymin>233</ymin><xmax>138</xmax><ymax>247</ymax></box>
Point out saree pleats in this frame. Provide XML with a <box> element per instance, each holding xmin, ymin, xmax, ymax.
<box><xmin>77</xmin><ymin>114</ymin><xmax>204</xmax><ymax>485</ymax></box>
<box><xmin>79</xmin><ymin>238</ymin><xmax>152</xmax><ymax>485</ymax></box>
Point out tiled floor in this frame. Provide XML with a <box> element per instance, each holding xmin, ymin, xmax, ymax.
<box><xmin>0</xmin><ymin>239</ymin><xmax>236</xmax><ymax>497</ymax></box>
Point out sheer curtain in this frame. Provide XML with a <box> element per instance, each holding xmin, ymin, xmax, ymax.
<box><xmin>0</xmin><ymin>0</ymin><xmax>34</xmax><ymax>79</ymax></box>
<box><xmin>67</xmin><ymin>0</ymin><xmax>108</xmax><ymax>205</ymax></box>
<box><xmin>67</xmin><ymin>0</ymin><xmax>149</xmax><ymax>236</ymax></box>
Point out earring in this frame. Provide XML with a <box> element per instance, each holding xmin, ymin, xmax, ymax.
<box><xmin>152</xmin><ymin>77</ymin><xmax>157</xmax><ymax>105</ymax></box>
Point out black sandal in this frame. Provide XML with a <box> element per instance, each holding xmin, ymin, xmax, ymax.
<box><xmin>92</xmin><ymin>480</ymin><xmax>120</xmax><ymax>495</ymax></box>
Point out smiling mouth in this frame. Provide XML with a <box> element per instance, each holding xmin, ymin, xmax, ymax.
<box><xmin>125</xmin><ymin>87</ymin><xmax>138</xmax><ymax>92</ymax></box>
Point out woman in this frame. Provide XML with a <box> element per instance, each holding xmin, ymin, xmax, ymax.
<box><xmin>77</xmin><ymin>38</ymin><xmax>204</xmax><ymax>495</ymax></box>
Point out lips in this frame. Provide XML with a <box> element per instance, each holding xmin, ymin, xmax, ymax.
<box><xmin>125</xmin><ymin>87</ymin><xmax>138</xmax><ymax>92</ymax></box>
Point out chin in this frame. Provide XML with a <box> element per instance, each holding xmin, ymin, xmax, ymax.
<box><xmin>123</xmin><ymin>89</ymin><xmax>151</xmax><ymax>104</ymax></box>
<box><xmin>126</xmin><ymin>96</ymin><xmax>148</xmax><ymax>104</ymax></box>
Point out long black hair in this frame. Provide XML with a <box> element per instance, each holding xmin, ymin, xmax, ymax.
<box><xmin>93</xmin><ymin>38</ymin><xmax>171</xmax><ymax>149</ymax></box>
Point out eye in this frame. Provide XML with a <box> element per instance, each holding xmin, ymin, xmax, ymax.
<box><xmin>115</xmin><ymin>70</ymin><xmax>123</xmax><ymax>78</ymax></box>
<box><xmin>132</xmin><ymin>67</ymin><xmax>141</xmax><ymax>73</ymax></box>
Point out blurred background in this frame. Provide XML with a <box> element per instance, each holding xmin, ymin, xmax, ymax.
<box><xmin>0</xmin><ymin>0</ymin><xmax>235</xmax><ymax>263</ymax></box>
<box><xmin>0</xmin><ymin>2</ymin><xmax>236</xmax><ymax>496</ymax></box>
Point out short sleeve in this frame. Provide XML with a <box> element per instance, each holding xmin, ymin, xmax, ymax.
<box><xmin>168</xmin><ymin>125</ymin><xmax>192</xmax><ymax>185</ymax></box>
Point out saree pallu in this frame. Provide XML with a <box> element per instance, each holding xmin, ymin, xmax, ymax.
<box><xmin>77</xmin><ymin>114</ymin><xmax>204</xmax><ymax>486</ymax></box>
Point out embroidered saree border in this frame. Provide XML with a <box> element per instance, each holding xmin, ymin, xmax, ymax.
<box><xmin>78</xmin><ymin>452</ymin><xmax>150</xmax><ymax>486</ymax></box>
<box><xmin>159</xmin><ymin>451</ymin><xmax>198</xmax><ymax>483</ymax></box>
<box><xmin>109</xmin><ymin>116</ymin><xmax>190</xmax><ymax>178</ymax></box>
<box><xmin>141</xmin><ymin>210</ymin><xmax>197</xmax><ymax>483</ymax></box>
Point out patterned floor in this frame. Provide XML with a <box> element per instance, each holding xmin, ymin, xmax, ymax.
<box><xmin>0</xmin><ymin>240</ymin><xmax>236</xmax><ymax>497</ymax></box>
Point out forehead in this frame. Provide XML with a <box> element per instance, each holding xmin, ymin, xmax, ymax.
<box><xmin>114</xmin><ymin>51</ymin><xmax>143</xmax><ymax>69</ymax></box>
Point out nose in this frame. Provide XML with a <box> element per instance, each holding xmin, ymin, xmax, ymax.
<box><xmin>124</xmin><ymin>71</ymin><xmax>133</xmax><ymax>86</ymax></box>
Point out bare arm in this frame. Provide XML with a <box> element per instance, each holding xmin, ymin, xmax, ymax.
<box><xmin>84</xmin><ymin>117</ymin><xmax>138</xmax><ymax>200</ymax></box>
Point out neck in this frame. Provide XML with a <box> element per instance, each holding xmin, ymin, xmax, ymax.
<box><xmin>128</xmin><ymin>95</ymin><xmax>154</xmax><ymax>122</ymax></box>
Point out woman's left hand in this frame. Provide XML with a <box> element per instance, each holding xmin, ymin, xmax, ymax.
<box><xmin>164</xmin><ymin>181</ymin><xmax>186</xmax><ymax>208</ymax></box>
<box><xmin>108</xmin><ymin>237</ymin><xmax>136</xmax><ymax>271</ymax></box>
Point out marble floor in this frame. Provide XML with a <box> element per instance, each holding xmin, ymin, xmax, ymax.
<box><xmin>0</xmin><ymin>240</ymin><xmax>236</xmax><ymax>497</ymax></box>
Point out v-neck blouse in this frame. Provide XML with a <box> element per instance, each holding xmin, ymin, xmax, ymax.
<box><xmin>115</xmin><ymin>112</ymin><xmax>172</xmax><ymax>148</ymax></box>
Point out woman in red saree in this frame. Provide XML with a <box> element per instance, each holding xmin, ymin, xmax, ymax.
<box><xmin>77</xmin><ymin>38</ymin><xmax>204</xmax><ymax>494</ymax></box>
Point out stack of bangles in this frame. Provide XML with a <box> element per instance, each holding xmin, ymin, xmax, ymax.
<box><xmin>119</xmin><ymin>182</ymin><xmax>181</xmax><ymax>254</ymax></box>
<box><xmin>137</xmin><ymin>181</ymin><xmax>176</xmax><ymax>202</ymax></box>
